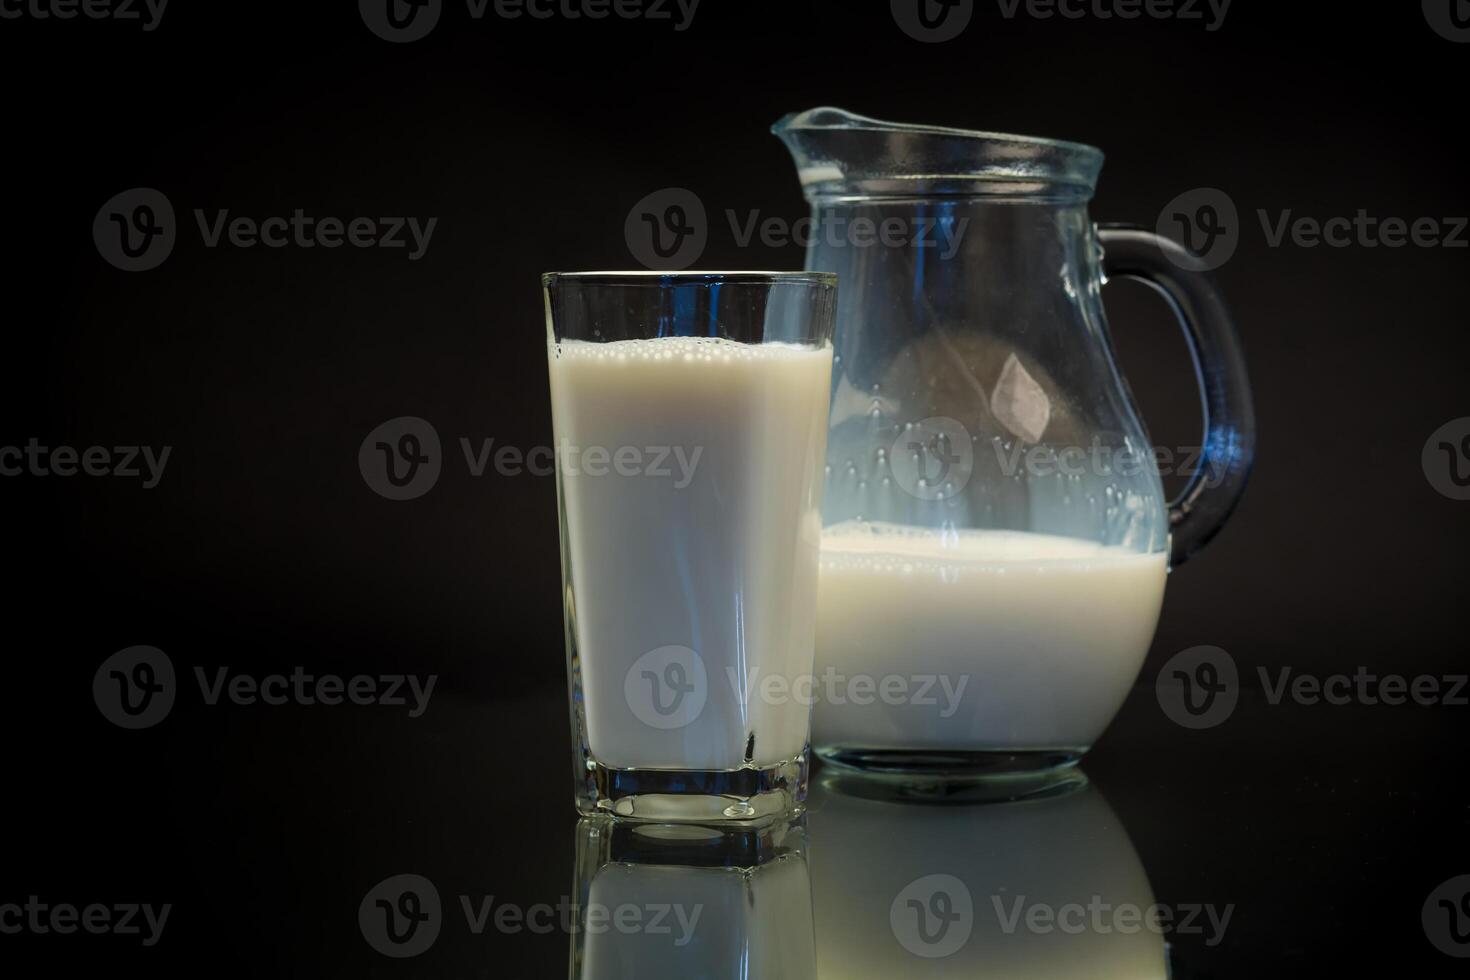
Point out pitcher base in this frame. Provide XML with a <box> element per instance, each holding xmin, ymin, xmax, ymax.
<box><xmin>815</xmin><ymin>746</ymin><xmax>1087</xmax><ymax>804</ymax></box>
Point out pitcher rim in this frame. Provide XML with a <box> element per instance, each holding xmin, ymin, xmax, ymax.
<box><xmin>772</xmin><ymin>106</ymin><xmax>1103</xmax><ymax>161</ymax></box>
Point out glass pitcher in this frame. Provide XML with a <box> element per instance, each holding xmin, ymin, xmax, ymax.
<box><xmin>772</xmin><ymin>107</ymin><xmax>1255</xmax><ymax>796</ymax></box>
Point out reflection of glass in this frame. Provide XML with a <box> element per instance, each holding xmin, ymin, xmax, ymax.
<box><xmin>807</xmin><ymin>774</ymin><xmax>1168</xmax><ymax>978</ymax></box>
<box><xmin>545</xmin><ymin>272</ymin><xmax>837</xmax><ymax>823</ymax></box>
<box><xmin>570</xmin><ymin>816</ymin><xmax>816</xmax><ymax>979</ymax></box>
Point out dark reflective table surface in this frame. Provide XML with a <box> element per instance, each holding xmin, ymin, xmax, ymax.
<box><xmin>13</xmin><ymin>677</ymin><xmax>1467</xmax><ymax>977</ymax></box>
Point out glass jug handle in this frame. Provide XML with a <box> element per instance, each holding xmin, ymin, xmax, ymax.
<box><xmin>1095</xmin><ymin>224</ymin><xmax>1256</xmax><ymax>566</ymax></box>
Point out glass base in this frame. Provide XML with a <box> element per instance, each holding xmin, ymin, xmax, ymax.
<box><xmin>815</xmin><ymin>746</ymin><xmax>1087</xmax><ymax>804</ymax></box>
<box><xmin>576</xmin><ymin>753</ymin><xmax>808</xmax><ymax>824</ymax></box>
<box><xmin>576</xmin><ymin>811</ymin><xmax>808</xmax><ymax>869</ymax></box>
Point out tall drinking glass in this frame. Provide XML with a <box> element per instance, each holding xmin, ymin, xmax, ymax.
<box><xmin>544</xmin><ymin>272</ymin><xmax>837</xmax><ymax>823</ymax></box>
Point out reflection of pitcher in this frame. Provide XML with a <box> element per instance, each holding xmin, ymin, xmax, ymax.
<box><xmin>571</xmin><ymin>817</ymin><xmax>815</xmax><ymax>979</ymax></box>
<box><xmin>773</xmin><ymin>108</ymin><xmax>1256</xmax><ymax>791</ymax></box>
<box><xmin>807</xmin><ymin>775</ymin><xmax>1167</xmax><ymax>978</ymax></box>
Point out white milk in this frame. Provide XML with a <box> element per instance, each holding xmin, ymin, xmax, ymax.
<box><xmin>549</xmin><ymin>336</ymin><xmax>832</xmax><ymax>771</ymax></box>
<box><xmin>814</xmin><ymin>521</ymin><xmax>1167</xmax><ymax>753</ymax></box>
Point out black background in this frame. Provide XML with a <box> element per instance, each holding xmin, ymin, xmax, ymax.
<box><xmin>3</xmin><ymin>1</ymin><xmax>1468</xmax><ymax>976</ymax></box>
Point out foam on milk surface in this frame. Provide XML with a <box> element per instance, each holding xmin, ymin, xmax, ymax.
<box><xmin>814</xmin><ymin>520</ymin><xmax>1168</xmax><ymax>751</ymax></box>
<box><xmin>818</xmin><ymin>520</ymin><xmax>1137</xmax><ymax>566</ymax></box>
<box><xmin>554</xmin><ymin>335</ymin><xmax>824</xmax><ymax>363</ymax></box>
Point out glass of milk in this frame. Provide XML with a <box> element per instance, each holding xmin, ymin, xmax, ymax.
<box><xmin>544</xmin><ymin>272</ymin><xmax>837</xmax><ymax>823</ymax></box>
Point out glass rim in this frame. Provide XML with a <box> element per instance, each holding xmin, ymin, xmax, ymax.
<box><xmin>542</xmin><ymin>270</ymin><xmax>838</xmax><ymax>288</ymax></box>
